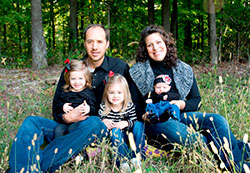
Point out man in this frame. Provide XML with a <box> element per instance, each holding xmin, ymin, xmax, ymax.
<box><xmin>53</xmin><ymin>24</ymin><xmax>133</xmax><ymax>123</ymax></box>
<box><xmin>8</xmin><ymin>24</ymin><xmax>143</xmax><ymax>173</ymax></box>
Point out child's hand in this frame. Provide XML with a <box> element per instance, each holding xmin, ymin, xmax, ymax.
<box><xmin>163</xmin><ymin>95</ymin><xmax>168</xmax><ymax>100</ymax></box>
<box><xmin>63</xmin><ymin>103</ymin><xmax>73</xmax><ymax>113</ymax></box>
<box><xmin>102</xmin><ymin>119</ymin><xmax>115</xmax><ymax>130</ymax></box>
<box><xmin>81</xmin><ymin>100</ymin><xmax>90</xmax><ymax>116</ymax></box>
<box><xmin>113</xmin><ymin>121</ymin><xmax>128</xmax><ymax>130</ymax></box>
<box><xmin>146</xmin><ymin>99</ymin><xmax>153</xmax><ymax>104</ymax></box>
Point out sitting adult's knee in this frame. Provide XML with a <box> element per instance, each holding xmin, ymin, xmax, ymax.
<box><xmin>23</xmin><ymin>116</ymin><xmax>38</xmax><ymax>123</ymax></box>
<box><xmin>207</xmin><ymin>113</ymin><xmax>228</xmax><ymax>127</ymax></box>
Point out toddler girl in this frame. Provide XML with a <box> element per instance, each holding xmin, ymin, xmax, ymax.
<box><xmin>98</xmin><ymin>73</ymin><xmax>144</xmax><ymax>170</ymax></box>
<box><xmin>54</xmin><ymin>59</ymin><xmax>96</xmax><ymax>138</ymax></box>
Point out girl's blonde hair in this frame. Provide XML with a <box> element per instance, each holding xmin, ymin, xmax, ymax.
<box><xmin>102</xmin><ymin>74</ymin><xmax>132</xmax><ymax>115</ymax></box>
<box><xmin>63</xmin><ymin>59</ymin><xmax>92</xmax><ymax>92</ymax></box>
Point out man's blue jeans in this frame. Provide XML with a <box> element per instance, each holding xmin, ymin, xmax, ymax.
<box><xmin>8</xmin><ymin>116</ymin><xmax>108</xmax><ymax>173</ymax></box>
<box><xmin>110</xmin><ymin>121</ymin><xmax>145</xmax><ymax>166</ymax></box>
<box><xmin>145</xmin><ymin>112</ymin><xmax>249</xmax><ymax>171</ymax></box>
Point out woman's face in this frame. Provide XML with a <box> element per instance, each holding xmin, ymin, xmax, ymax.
<box><xmin>145</xmin><ymin>32</ymin><xmax>167</xmax><ymax>62</ymax></box>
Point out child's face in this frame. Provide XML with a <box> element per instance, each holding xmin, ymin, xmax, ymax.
<box><xmin>107</xmin><ymin>83</ymin><xmax>125</xmax><ymax>108</ymax></box>
<box><xmin>69</xmin><ymin>71</ymin><xmax>86</xmax><ymax>92</ymax></box>
<box><xmin>154</xmin><ymin>83</ymin><xmax>171</xmax><ymax>95</ymax></box>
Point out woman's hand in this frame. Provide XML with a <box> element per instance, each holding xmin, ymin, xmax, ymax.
<box><xmin>102</xmin><ymin>119</ymin><xmax>115</xmax><ymax>130</ymax></box>
<box><xmin>113</xmin><ymin>121</ymin><xmax>128</xmax><ymax>130</ymax></box>
<box><xmin>62</xmin><ymin>103</ymin><xmax>89</xmax><ymax>123</ymax></box>
<box><xmin>63</xmin><ymin>103</ymin><xmax>73</xmax><ymax>113</ymax></box>
<box><xmin>170</xmin><ymin>100</ymin><xmax>186</xmax><ymax>110</ymax></box>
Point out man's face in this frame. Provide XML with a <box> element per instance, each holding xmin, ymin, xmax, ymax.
<box><xmin>84</xmin><ymin>26</ymin><xmax>109</xmax><ymax>64</ymax></box>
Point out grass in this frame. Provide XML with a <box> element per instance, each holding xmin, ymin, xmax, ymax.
<box><xmin>0</xmin><ymin>66</ymin><xmax>249</xmax><ymax>172</ymax></box>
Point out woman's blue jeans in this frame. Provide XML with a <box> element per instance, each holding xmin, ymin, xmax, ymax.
<box><xmin>8</xmin><ymin>116</ymin><xmax>108</xmax><ymax>173</ymax></box>
<box><xmin>110</xmin><ymin>121</ymin><xmax>145</xmax><ymax>166</ymax></box>
<box><xmin>145</xmin><ymin>112</ymin><xmax>249</xmax><ymax>171</ymax></box>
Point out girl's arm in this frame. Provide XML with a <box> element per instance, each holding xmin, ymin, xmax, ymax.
<box><xmin>98</xmin><ymin>104</ymin><xmax>115</xmax><ymax>130</ymax></box>
<box><xmin>125</xmin><ymin>103</ymin><xmax>137</xmax><ymax>130</ymax></box>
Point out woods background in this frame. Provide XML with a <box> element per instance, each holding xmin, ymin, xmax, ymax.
<box><xmin>0</xmin><ymin>0</ymin><xmax>249</xmax><ymax>69</ymax></box>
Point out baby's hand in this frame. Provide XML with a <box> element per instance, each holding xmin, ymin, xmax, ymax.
<box><xmin>146</xmin><ymin>99</ymin><xmax>153</xmax><ymax>104</ymax></box>
<box><xmin>163</xmin><ymin>95</ymin><xmax>168</xmax><ymax>100</ymax></box>
<box><xmin>63</xmin><ymin>103</ymin><xmax>73</xmax><ymax>113</ymax></box>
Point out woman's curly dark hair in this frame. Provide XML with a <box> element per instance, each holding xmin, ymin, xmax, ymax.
<box><xmin>136</xmin><ymin>25</ymin><xmax>178</xmax><ymax>68</ymax></box>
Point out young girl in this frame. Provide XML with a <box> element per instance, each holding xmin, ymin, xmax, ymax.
<box><xmin>54</xmin><ymin>59</ymin><xmax>97</xmax><ymax>138</ymax></box>
<box><xmin>98</xmin><ymin>74</ymin><xmax>144</xmax><ymax>170</ymax></box>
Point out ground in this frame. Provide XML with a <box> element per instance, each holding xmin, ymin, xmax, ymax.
<box><xmin>0</xmin><ymin>62</ymin><xmax>249</xmax><ymax>97</ymax></box>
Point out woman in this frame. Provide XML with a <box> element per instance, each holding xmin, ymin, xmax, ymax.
<box><xmin>129</xmin><ymin>25</ymin><xmax>249</xmax><ymax>172</ymax></box>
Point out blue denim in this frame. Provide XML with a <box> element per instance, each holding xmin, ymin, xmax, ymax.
<box><xmin>8</xmin><ymin>116</ymin><xmax>108</xmax><ymax>173</ymax></box>
<box><xmin>145</xmin><ymin>112</ymin><xmax>249</xmax><ymax>172</ymax></box>
<box><xmin>110</xmin><ymin>121</ymin><xmax>145</xmax><ymax>166</ymax></box>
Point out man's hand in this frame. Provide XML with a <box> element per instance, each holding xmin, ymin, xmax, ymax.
<box><xmin>63</xmin><ymin>103</ymin><xmax>89</xmax><ymax>123</ymax></box>
<box><xmin>113</xmin><ymin>121</ymin><xmax>128</xmax><ymax>130</ymax></box>
<box><xmin>170</xmin><ymin>100</ymin><xmax>186</xmax><ymax>110</ymax></box>
<box><xmin>102</xmin><ymin>119</ymin><xmax>115</xmax><ymax>130</ymax></box>
<box><xmin>63</xmin><ymin>103</ymin><xmax>73</xmax><ymax>113</ymax></box>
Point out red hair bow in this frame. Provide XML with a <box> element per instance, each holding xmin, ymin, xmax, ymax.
<box><xmin>108</xmin><ymin>71</ymin><xmax>114</xmax><ymax>77</ymax></box>
<box><xmin>64</xmin><ymin>59</ymin><xmax>70</xmax><ymax>72</ymax></box>
<box><xmin>64</xmin><ymin>58</ymin><xmax>70</xmax><ymax>64</ymax></box>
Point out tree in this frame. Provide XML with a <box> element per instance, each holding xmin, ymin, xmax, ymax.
<box><xmin>31</xmin><ymin>0</ymin><xmax>48</xmax><ymax>69</ymax></box>
<box><xmin>161</xmin><ymin>0</ymin><xmax>170</xmax><ymax>32</ymax></box>
<box><xmin>148</xmin><ymin>0</ymin><xmax>155</xmax><ymax>24</ymax></box>
<box><xmin>170</xmin><ymin>0</ymin><xmax>178</xmax><ymax>39</ymax></box>
<box><xmin>49</xmin><ymin>0</ymin><xmax>56</xmax><ymax>49</ymax></box>
<box><xmin>69</xmin><ymin>0</ymin><xmax>78</xmax><ymax>51</ymax></box>
<box><xmin>208</xmin><ymin>0</ymin><xmax>218</xmax><ymax>64</ymax></box>
<box><xmin>184</xmin><ymin>0</ymin><xmax>192</xmax><ymax>50</ymax></box>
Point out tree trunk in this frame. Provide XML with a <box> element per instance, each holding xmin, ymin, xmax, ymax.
<box><xmin>26</xmin><ymin>25</ymin><xmax>31</xmax><ymax>57</ymax></box>
<box><xmin>236</xmin><ymin>31</ymin><xmax>240</xmax><ymax>62</ymax></box>
<box><xmin>171</xmin><ymin>0</ymin><xmax>178</xmax><ymax>39</ymax></box>
<box><xmin>201</xmin><ymin>15</ymin><xmax>204</xmax><ymax>52</ymax></box>
<box><xmin>79</xmin><ymin>1</ymin><xmax>85</xmax><ymax>48</ymax></box>
<box><xmin>17</xmin><ymin>3</ymin><xmax>22</xmax><ymax>55</ymax></box>
<box><xmin>3</xmin><ymin>22</ymin><xmax>7</xmax><ymax>53</ymax></box>
<box><xmin>208</xmin><ymin>0</ymin><xmax>218</xmax><ymax>65</ymax></box>
<box><xmin>108</xmin><ymin>0</ymin><xmax>111</xmax><ymax>30</ymax></box>
<box><xmin>184</xmin><ymin>0</ymin><xmax>192</xmax><ymax>50</ymax></box>
<box><xmin>148</xmin><ymin>0</ymin><xmax>155</xmax><ymax>25</ymax></box>
<box><xmin>50</xmin><ymin>0</ymin><xmax>55</xmax><ymax>49</ymax></box>
<box><xmin>31</xmin><ymin>0</ymin><xmax>48</xmax><ymax>69</ymax></box>
<box><xmin>69</xmin><ymin>0</ymin><xmax>78</xmax><ymax>51</ymax></box>
<box><xmin>161</xmin><ymin>0</ymin><xmax>170</xmax><ymax>32</ymax></box>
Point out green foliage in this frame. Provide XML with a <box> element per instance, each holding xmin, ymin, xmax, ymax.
<box><xmin>0</xmin><ymin>0</ymin><xmax>249</xmax><ymax>67</ymax></box>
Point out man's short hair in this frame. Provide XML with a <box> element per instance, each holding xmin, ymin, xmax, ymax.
<box><xmin>83</xmin><ymin>24</ymin><xmax>110</xmax><ymax>42</ymax></box>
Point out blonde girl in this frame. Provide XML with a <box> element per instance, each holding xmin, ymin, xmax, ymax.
<box><xmin>98</xmin><ymin>74</ymin><xmax>145</xmax><ymax>170</ymax></box>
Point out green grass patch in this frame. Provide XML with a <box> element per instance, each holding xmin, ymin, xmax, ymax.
<box><xmin>0</xmin><ymin>70</ymin><xmax>249</xmax><ymax>172</ymax></box>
